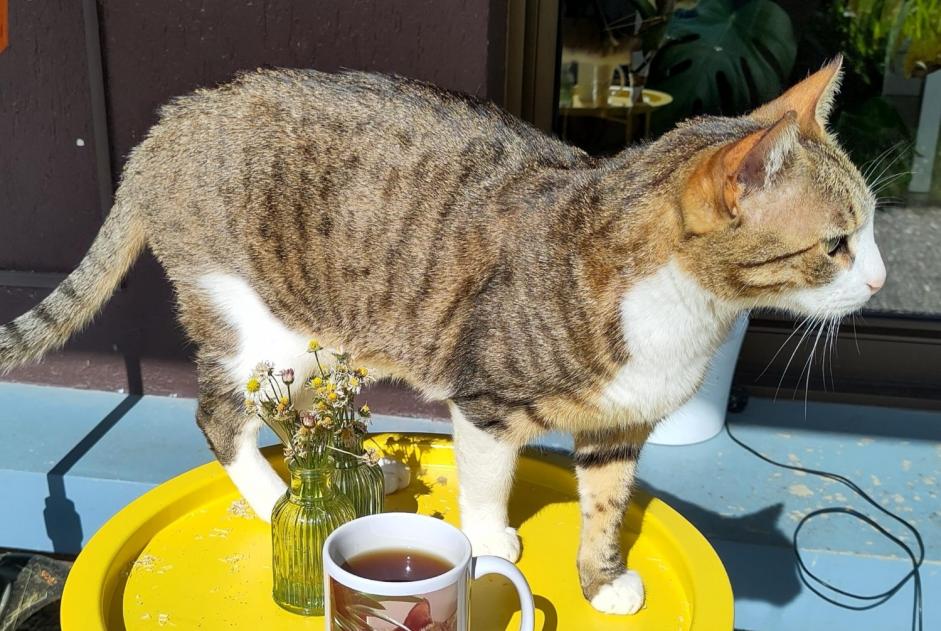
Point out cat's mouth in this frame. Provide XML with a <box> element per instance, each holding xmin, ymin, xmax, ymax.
<box><xmin>781</xmin><ymin>290</ymin><xmax>873</xmax><ymax>320</ymax></box>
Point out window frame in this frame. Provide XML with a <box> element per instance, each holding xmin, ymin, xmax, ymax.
<box><xmin>739</xmin><ymin>312</ymin><xmax>941</xmax><ymax>410</ymax></box>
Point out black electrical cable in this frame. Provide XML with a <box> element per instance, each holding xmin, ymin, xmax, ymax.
<box><xmin>725</xmin><ymin>422</ymin><xmax>924</xmax><ymax>631</ymax></box>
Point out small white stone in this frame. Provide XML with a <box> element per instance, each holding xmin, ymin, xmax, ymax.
<box><xmin>76</xmin><ymin>138</ymin><xmax>85</xmax><ymax>147</ymax></box>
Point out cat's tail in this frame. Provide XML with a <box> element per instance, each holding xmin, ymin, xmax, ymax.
<box><xmin>0</xmin><ymin>198</ymin><xmax>146</xmax><ymax>371</ymax></box>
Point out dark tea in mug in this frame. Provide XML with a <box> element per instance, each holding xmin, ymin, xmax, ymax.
<box><xmin>341</xmin><ymin>548</ymin><xmax>453</xmax><ymax>582</ymax></box>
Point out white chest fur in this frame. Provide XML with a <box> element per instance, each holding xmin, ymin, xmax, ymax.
<box><xmin>600</xmin><ymin>261</ymin><xmax>736</xmax><ymax>424</ymax></box>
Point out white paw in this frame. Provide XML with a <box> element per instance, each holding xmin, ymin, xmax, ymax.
<box><xmin>379</xmin><ymin>458</ymin><xmax>411</xmax><ymax>494</ymax></box>
<box><xmin>590</xmin><ymin>571</ymin><xmax>645</xmax><ymax>615</ymax></box>
<box><xmin>464</xmin><ymin>526</ymin><xmax>521</xmax><ymax>563</ymax></box>
<box><xmin>223</xmin><ymin>442</ymin><xmax>288</xmax><ymax>525</ymax></box>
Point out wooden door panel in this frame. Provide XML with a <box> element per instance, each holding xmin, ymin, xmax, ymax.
<box><xmin>0</xmin><ymin>0</ymin><xmax>101</xmax><ymax>272</ymax></box>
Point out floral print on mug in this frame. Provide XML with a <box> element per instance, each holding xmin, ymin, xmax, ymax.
<box><xmin>330</xmin><ymin>579</ymin><xmax>457</xmax><ymax>631</ymax></box>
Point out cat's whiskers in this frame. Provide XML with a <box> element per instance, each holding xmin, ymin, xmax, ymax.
<box><xmin>828</xmin><ymin>318</ymin><xmax>843</xmax><ymax>390</ymax></box>
<box><xmin>871</xmin><ymin>170</ymin><xmax>914</xmax><ymax>196</ymax></box>
<box><xmin>868</xmin><ymin>161</ymin><xmax>907</xmax><ymax>189</ymax></box>
<box><xmin>861</xmin><ymin>140</ymin><xmax>905</xmax><ymax>183</ymax></box>
<box><xmin>820</xmin><ymin>317</ymin><xmax>831</xmax><ymax>391</ymax></box>
<box><xmin>876</xmin><ymin>195</ymin><xmax>903</xmax><ymax>207</ymax></box>
<box><xmin>866</xmin><ymin>141</ymin><xmax>913</xmax><ymax>192</ymax></box>
<box><xmin>781</xmin><ymin>315</ymin><xmax>819</xmax><ymax>397</ymax></box>
<box><xmin>758</xmin><ymin>312</ymin><xmax>814</xmax><ymax>381</ymax></box>
<box><xmin>796</xmin><ymin>318</ymin><xmax>828</xmax><ymax>417</ymax></box>
<box><xmin>602</xmin><ymin>12</ymin><xmax>667</xmax><ymax>33</ymax></box>
<box><xmin>860</xmin><ymin>142</ymin><xmax>894</xmax><ymax>180</ymax></box>
<box><xmin>863</xmin><ymin>140</ymin><xmax>912</xmax><ymax>190</ymax></box>
<box><xmin>825</xmin><ymin>317</ymin><xmax>838</xmax><ymax>391</ymax></box>
<box><xmin>851</xmin><ymin>314</ymin><xmax>861</xmax><ymax>354</ymax></box>
<box><xmin>773</xmin><ymin>312</ymin><xmax>822</xmax><ymax>400</ymax></box>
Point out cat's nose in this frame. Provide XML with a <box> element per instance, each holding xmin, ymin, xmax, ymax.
<box><xmin>864</xmin><ymin>246</ymin><xmax>886</xmax><ymax>295</ymax></box>
<box><xmin>867</xmin><ymin>266</ymin><xmax>886</xmax><ymax>294</ymax></box>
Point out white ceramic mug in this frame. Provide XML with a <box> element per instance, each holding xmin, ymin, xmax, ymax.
<box><xmin>323</xmin><ymin>513</ymin><xmax>535</xmax><ymax>630</ymax></box>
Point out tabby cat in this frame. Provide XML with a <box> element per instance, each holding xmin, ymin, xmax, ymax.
<box><xmin>0</xmin><ymin>56</ymin><xmax>885</xmax><ymax>614</ymax></box>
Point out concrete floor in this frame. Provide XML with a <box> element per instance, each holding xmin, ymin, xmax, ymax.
<box><xmin>870</xmin><ymin>206</ymin><xmax>941</xmax><ymax>315</ymax></box>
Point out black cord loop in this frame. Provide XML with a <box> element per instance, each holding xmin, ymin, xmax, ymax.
<box><xmin>725</xmin><ymin>423</ymin><xmax>924</xmax><ymax>631</ymax></box>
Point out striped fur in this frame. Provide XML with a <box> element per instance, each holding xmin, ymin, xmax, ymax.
<box><xmin>573</xmin><ymin>430</ymin><xmax>647</xmax><ymax>607</ymax></box>
<box><xmin>572</xmin><ymin>443</ymin><xmax>642</xmax><ymax>468</ymax></box>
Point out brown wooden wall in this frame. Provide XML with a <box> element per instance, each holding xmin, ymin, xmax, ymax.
<box><xmin>0</xmin><ymin>0</ymin><xmax>508</xmax><ymax>398</ymax></box>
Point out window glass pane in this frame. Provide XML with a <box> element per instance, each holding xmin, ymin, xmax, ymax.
<box><xmin>555</xmin><ymin>1</ymin><xmax>941</xmax><ymax>317</ymax></box>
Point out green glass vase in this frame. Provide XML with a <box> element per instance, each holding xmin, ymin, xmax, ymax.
<box><xmin>331</xmin><ymin>435</ymin><xmax>385</xmax><ymax>518</ymax></box>
<box><xmin>271</xmin><ymin>459</ymin><xmax>355</xmax><ymax>615</ymax></box>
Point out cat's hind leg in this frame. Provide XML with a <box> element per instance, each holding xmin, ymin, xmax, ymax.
<box><xmin>573</xmin><ymin>431</ymin><xmax>648</xmax><ymax>615</ymax></box>
<box><xmin>450</xmin><ymin>401</ymin><xmax>523</xmax><ymax>563</ymax></box>
<box><xmin>196</xmin><ymin>375</ymin><xmax>286</xmax><ymax>522</ymax></box>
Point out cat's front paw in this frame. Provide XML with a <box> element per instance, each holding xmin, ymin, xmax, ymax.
<box><xmin>464</xmin><ymin>526</ymin><xmax>521</xmax><ymax>563</ymax></box>
<box><xmin>589</xmin><ymin>571</ymin><xmax>645</xmax><ymax>615</ymax></box>
<box><xmin>246</xmin><ymin>480</ymin><xmax>288</xmax><ymax>524</ymax></box>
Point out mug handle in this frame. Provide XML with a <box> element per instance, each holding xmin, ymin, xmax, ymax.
<box><xmin>472</xmin><ymin>555</ymin><xmax>535</xmax><ymax>631</ymax></box>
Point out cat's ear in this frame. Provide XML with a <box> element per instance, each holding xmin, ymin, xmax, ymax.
<box><xmin>684</xmin><ymin>111</ymin><xmax>800</xmax><ymax>232</ymax></box>
<box><xmin>722</xmin><ymin>110</ymin><xmax>800</xmax><ymax>202</ymax></box>
<box><xmin>750</xmin><ymin>55</ymin><xmax>843</xmax><ymax>136</ymax></box>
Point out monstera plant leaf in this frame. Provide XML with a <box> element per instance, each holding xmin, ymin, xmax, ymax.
<box><xmin>648</xmin><ymin>0</ymin><xmax>797</xmax><ymax>127</ymax></box>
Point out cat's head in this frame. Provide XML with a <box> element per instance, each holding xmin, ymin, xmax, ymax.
<box><xmin>673</xmin><ymin>56</ymin><xmax>886</xmax><ymax>319</ymax></box>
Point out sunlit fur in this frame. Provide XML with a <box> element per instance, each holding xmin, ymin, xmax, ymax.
<box><xmin>0</xmin><ymin>57</ymin><xmax>886</xmax><ymax>614</ymax></box>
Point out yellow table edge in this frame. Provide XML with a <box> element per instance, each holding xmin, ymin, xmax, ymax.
<box><xmin>62</xmin><ymin>433</ymin><xmax>733</xmax><ymax>630</ymax></box>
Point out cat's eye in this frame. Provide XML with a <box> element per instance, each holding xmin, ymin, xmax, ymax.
<box><xmin>824</xmin><ymin>235</ymin><xmax>847</xmax><ymax>256</ymax></box>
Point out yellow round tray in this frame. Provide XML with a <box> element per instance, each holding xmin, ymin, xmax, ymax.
<box><xmin>62</xmin><ymin>433</ymin><xmax>732</xmax><ymax>630</ymax></box>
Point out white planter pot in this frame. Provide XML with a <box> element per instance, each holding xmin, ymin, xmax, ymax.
<box><xmin>648</xmin><ymin>313</ymin><xmax>749</xmax><ymax>446</ymax></box>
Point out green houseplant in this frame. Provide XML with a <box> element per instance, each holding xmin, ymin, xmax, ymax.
<box><xmin>647</xmin><ymin>0</ymin><xmax>797</xmax><ymax>128</ymax></box>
